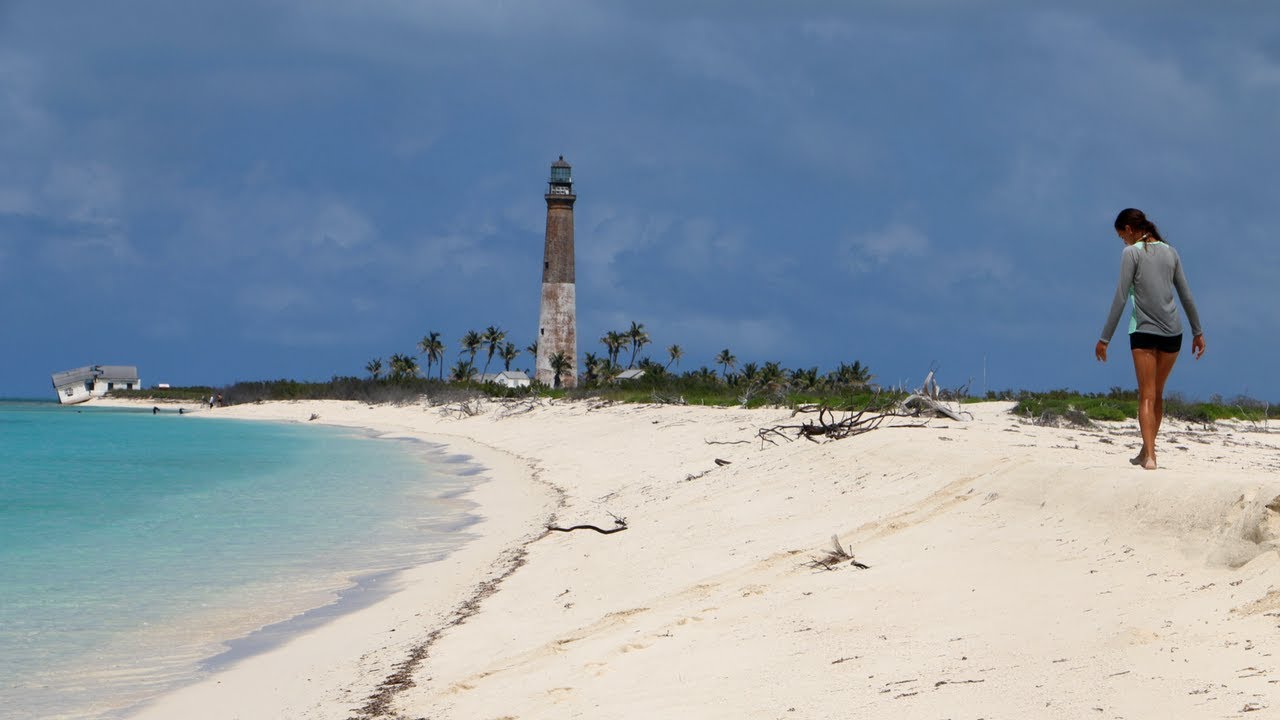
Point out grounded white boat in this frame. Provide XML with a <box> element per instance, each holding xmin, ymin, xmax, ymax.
<box><xmin>51</xmin><ymin>365</ymin><xmax>141</xmax><ymax>405</ymax></box>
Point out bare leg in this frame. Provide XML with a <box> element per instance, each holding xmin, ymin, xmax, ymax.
<box><xmin>1131</xmin><ymin>347</ymin><xmax>1180</xmax><ymax>469</ymax></box>
<box><xmin>1150</xmin><ymin>350</ymin><xmax>1179</xmax><ymax>462</ymax></box>
<box><xmin>1131</xmin><ymin>348</ymin><xmax>1159</xmax><ymax>469</ymax></box>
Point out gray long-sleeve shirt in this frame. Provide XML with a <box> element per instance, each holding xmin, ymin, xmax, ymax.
<box><xmin>1100</xmin><ymin>241</ymin><xmax>1203</xmax><ymax>343</ymax></box>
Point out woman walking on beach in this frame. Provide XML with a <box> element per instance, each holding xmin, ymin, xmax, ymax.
<box><xmin>1095</xmin><ymin>208</ymin><xmax>1205</xmax><ymax>470</ymax></box>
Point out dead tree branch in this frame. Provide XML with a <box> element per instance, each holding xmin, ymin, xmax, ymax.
<box><xmin>804</xmin><ymin>535</ymin><xmax>870</xmax><ymax>571</ymax></box>
<box><xmin>759</xmin><ymin>395</ymin><xmax>921</xmax><ymax>445</ymax></box>
<box><xmin>547</xmin><ymin>511</ymin><xmax>628</xmax><ymax>535</ymax></box>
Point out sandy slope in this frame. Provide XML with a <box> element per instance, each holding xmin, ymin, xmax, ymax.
<box><xmin>114</xmin><ymin>397</ymin><xmax>1280</xmax><ymax>719</ymax></box>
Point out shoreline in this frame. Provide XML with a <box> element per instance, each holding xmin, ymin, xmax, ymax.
<box><xmin>95</xmin><ymin>396</ymin><xmax>1280</xmax><ymax>718</ymax></box>
<box><xmin>94</xmin><ymin>397</ymin><xmax>561</xmax><ymax>719</ymax></box>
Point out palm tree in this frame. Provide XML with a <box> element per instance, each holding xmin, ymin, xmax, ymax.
<box><xmin>666</xmin><ymin>344</ymin><xmax>683</xmax><ymax>370</ymax></box>
<box><xmin>601</xmin><ymin>331</ymin><xmax>625</xmax><ymax>366</ymax></box>
<box><xmin>582</xmin><ymin>352</ymin><xmax>601</xmax><ymax>384</ymax></box>
<box><xmin>460</xmin><ymin>330</ymin><xmax>482</xmax><ymax>375</ymax></box>
<box><xmin>525</xmin><ymin>340</ymin><xmax>538</xmax><ymax>360</ymax></box>
<box><xmin>449</xmin><ymin>359</ymin><xmax>476</xmax><ymax>383</ymax></box>
<box><xmin>638</xmin><ymin>357</ymin><xmax>667</xmax><ymax>379</ymax></box>
<box><xmin>500</xmin><ymin>342</ymin><xmax>520</xmax><ymax>371</ymax></box>
<box><xmin>760</xmin><ymin>361</ymin><xmax>787</xmax><ymax>387</ymax></box>
<box><xmin>365</xmin><ymin>357</ymin><xmax>383</xmax><ymax>380</ymax></box>
<box><xmin>548</xmin><ymin>351</ymin><xmax>571</xmax><ymax>389</ymax></box>
<box><xmin>739</xmin><ymin>361</ymin><xmax>759</xmax><ymax>384</ymax></box>
<box><xmin>714</xmin><ymin>348</ymin><xmax>737</xmax><ymax>380</ymax></box>
<box><xmin>693</xmin><ymin>366</ymin><xmax>717</xmax><ymax>383</ymax></box>
<box><xmin>481</xmin><ymin>325</ymin><xmax>506</xmax><ymax>378</ymax></box>
<box><xmin>388</xmin><ymin>353</ymin><xmax>419</xmax><ymax>381</ymax></box>
<box><xmin>831</xmin><ymin>360</ymin><xmax>872</xmax><ymax>387</ymax></box>
<box><xmin>626</xmin><ymin>321</ymin><xmax>649</xmax><ymax>368</ymax></box>
<box><xmin>792</xmin><ymin>366</ymin><xmax>821</xmax><ymax>391</ymax></box>
<box><xmin>418</xmin><ymin>332</ymin><xmax>444</xmax><ymax>381</ymax></box>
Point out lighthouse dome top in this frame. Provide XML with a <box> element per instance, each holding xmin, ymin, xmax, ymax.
<box><xmin>548</xmin><ymin>155</ymin><xmax>572</xmax><ymax>190</ymax></box>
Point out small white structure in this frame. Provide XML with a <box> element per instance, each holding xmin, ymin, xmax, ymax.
<box><xmin>51</xmin><ymin>365</ymin><xmax>141</xmax><ymax>405</ymax></box>
<box><xmin>616</xmin><ymin>368</ymin><xmax>646</xmax><ymax>381</ymax></box>
<box><xmin>478</xmin><ymin>370</ymin><xmax>531</xmax><ymax>389</ymax></box>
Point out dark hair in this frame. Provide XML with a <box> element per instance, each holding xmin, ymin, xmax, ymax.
<box><xmin>1114</xmin><ymin>208</ymin><xmax>1166</xmax><ymax>244</ymax></box>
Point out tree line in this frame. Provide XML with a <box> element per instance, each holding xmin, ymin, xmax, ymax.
<box><xmin>364</xmin><ymin>321</ymin><xmax>873</xmax><ymax>393</ymax></box>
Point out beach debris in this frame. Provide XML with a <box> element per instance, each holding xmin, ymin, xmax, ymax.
<box><xmin>494</xmin><ymin>397</ymin><xmax>547</xmax><ymax>418</ymax></box>
<box><xmin>714</xmin><ymin>458</ymin><xmax>732</xmax><ymax>466</ymax></box>
<box><xmin>308</xmin><ymin>413</ymin><xmax>320</xmax><ymax>421</ymax></box>
<box><xmin>1030</xmin><ymin>406</ymin><xmax>1092</xmax><ymax>428</ymax></box>
<box><xmin>547</xmin><ymin>511</ymin><xmax>628</xmax><ymax>535</ymax></box>
<box><xmin>651</xmin><ymin>391</ymin><xmax>687</xmax><ymax>405</ymax></box>
<box><xmin>805</xmin><ymin>535</ymin><xmax>870</xmax><ymax>571</ymax></box>
<box><xmin>759</xmin><ymin>397</ymin><xmax>920</xmax><ymax>446</ymax></box>
<box><xmin>899</xmin><ymin>370</ymin><xmax>971</xmax><ymax>421</ymax></box>
<box><xmin>438</xmin><ymin>397</ymin><xmax>485</xmax><ymax>419</ymax></box>
<box><xmin>352</xmin><ymin>545</ymin><xmax>530</xmax><ymax>719</ymax></box>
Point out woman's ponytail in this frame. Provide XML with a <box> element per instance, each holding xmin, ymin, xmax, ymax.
<box><xmin>1114</xmin><ymin>207</ymin><xmax>1167</xmax><ymax>245</ymax></box>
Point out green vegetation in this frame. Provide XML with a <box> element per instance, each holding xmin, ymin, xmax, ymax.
<box><xmin>997</xmin><ymin>387</ymin><xmax>1276</xmax><ymax>423</ymax></box>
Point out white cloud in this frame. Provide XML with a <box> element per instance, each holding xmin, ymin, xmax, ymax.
<box><xmin>578</xmin><ymin>205</ymin><xmax>670</xmax><ymax>291</ymax></box>
<box><xmin>306</xmin><ymin>202</ymin><xmax>375</xmax><ymax>249</ymax></box>
<box><xmin>402</xmin><ymin>232</ymin><xmax>502</xmax><ymax>277</ymax></box>
<box><xmin>42</xmin><ymin>162</ymin><xmax>124</xmax><ymax>224</ymax></box>
<box><xmin>841</xmin><ymin>222</ymin><xmax>930</xmax><ymax>273</ymax></box>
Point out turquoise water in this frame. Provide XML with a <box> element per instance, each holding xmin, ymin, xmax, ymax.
<box><xmin>0</xmin><ymin>401</ymin><xmax>481</xmax><ymax>719</ymax></box>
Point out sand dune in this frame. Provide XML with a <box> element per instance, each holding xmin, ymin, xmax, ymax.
<box><xmin>118</xmin><ymin>398</ymin><xmax>1280</xmax><ymax>719</ymax></box>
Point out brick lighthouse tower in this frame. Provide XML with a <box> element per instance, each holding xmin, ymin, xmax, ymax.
<box><xmin>535</xmin><ymin>156</ymin><xmax>577</xmax><ymax>388</ymax></box>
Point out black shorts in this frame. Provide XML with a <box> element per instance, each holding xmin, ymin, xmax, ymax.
<box><xmin>1130</xmin><ymin>332</ymin><xmax>1182</xmax><ymax>353</ymax></box>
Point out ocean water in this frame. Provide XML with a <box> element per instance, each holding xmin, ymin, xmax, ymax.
<box><xmin>0</xmin><ymin>400</ymin><xmax>482</xmax><ymax>720</ymax></box>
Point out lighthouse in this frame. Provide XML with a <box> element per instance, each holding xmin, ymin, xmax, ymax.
<box><xmin>535</xmin><ymin>156</ymin><xmax>577</xmax><ymax>388</ymax></box>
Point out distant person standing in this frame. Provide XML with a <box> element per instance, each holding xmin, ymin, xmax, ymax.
<box><xmin>1095</xmin><ymin>208</ymin><xmax>1205</xmax><ymax>470</ymax></box>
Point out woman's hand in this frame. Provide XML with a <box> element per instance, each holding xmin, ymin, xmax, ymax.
<box><xmin>1095</xmin><ymin>340</ymin><xmax>1109</xmax><ymax>362</ymax></box>
<box><xmin>1192</xmin><ymin>334</ymin><xmax>1206</xmax><ymax>359</ymax></box>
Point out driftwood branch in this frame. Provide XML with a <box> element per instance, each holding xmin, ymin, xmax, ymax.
<box><xmin>898</xmin><ymin>369</ymin><xmax>973</xmax><ymax>421</ymax></box>
<box><xmin>759</xmin><ymin>395</ymin><xmax>921</xmax><ymax>445</ymax></box>
<box><xmin>804</xmin><ymin>534</ymin><xmax>871</xmax><ymax>571</ymax></box>
<box><xmin>547</xmin><ymin>511</ymin><xmax>628</xmax><ymax>535</ymax></box>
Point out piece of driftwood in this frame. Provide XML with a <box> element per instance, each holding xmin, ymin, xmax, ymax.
<box><xmin>900</xmin><ymin>394</ymin><xmax>965</xmax><ymax>421</ymax></box>
<box><xmin>651</xmin><ymin>391</ymin><xmax>688</xmax><ymax>405</ymax></box>
<box><xmin>805</xmin><ymin>535</ymin><xmax>870</xmax><ymax>571</ymax></box>
<box><xmin>759</xmin><ymin>397</ymin><xmax>920</xmax><ymax>445</ymax></box>
<box><xmin>714</xmin><ymin>458</ymin><xmax>732</xmax><ymax>466</ymax></box>
<box><xmin>898</xmin><ymin>369</ymin><xmax>972</xmax><ymax>421</ymax></box>
<box><xmin>547</xmin><ymin>512</ymin><xmax>628</xmax><ymax>535</ymax></box>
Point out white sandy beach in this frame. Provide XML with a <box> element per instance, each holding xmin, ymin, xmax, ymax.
<box><xmin>106</xmin><ymin>397</ymin><xmax>1280</xmax><ymax>719</ymax></box>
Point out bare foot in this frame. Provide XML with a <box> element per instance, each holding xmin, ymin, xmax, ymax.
<box><xmin>1142</xmin><ymin>455</ymin><xmax>1157</xmax><ymax>470</ymax></box>
<box><xmin>1130</xmin><ymin>450</ymin><xmax>1147</xmax><ymax>466</ymax></box>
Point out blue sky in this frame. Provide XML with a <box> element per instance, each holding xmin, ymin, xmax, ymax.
<box><xmin>2</xmin><ymin>2</ymin><xmax>1278</xmax><ymax>400</ymax></box>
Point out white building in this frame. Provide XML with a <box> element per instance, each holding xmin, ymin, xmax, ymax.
<box><xmin>478</xmin><ymin>370</ymin><xmax>532</xmax><ymax>389</ymax></box>
<box><xmin>51</xmin><ymin>365</ymin><xmax>141</xmax><ymax>405</ymax></box>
